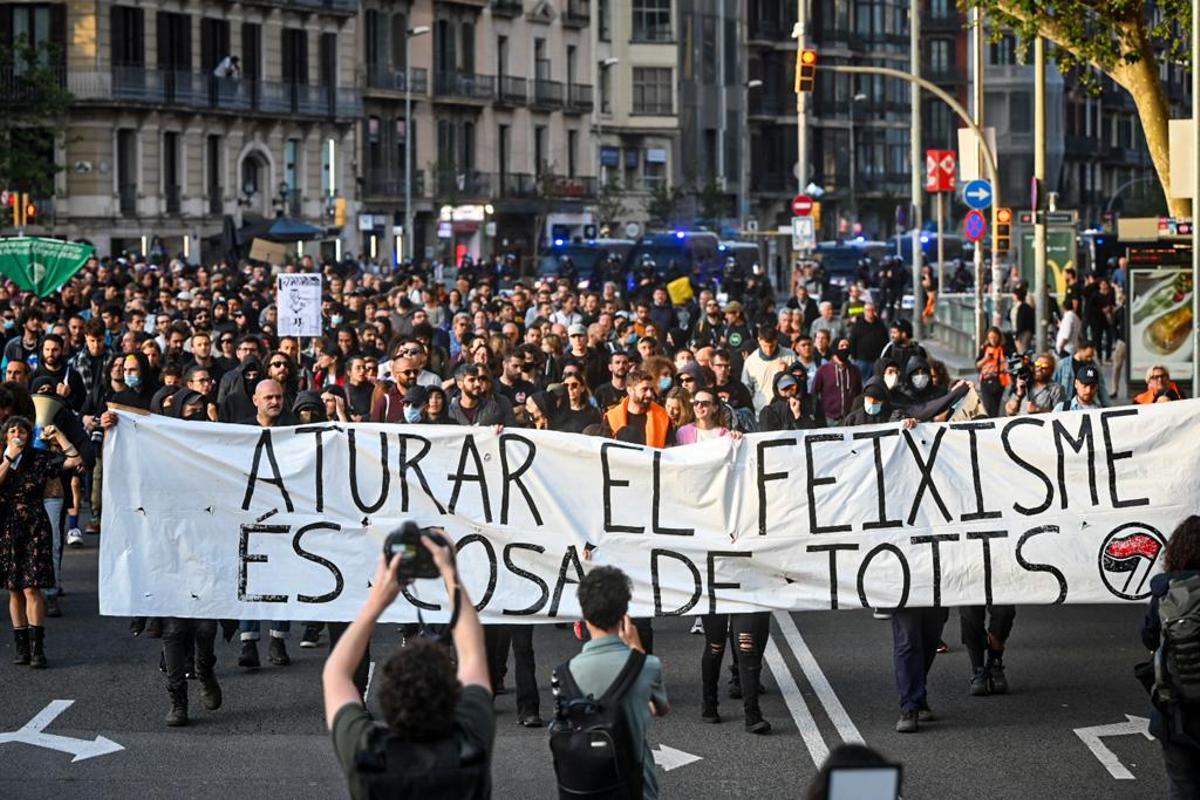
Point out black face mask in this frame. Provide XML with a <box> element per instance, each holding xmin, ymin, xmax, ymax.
<box><xmin>836</xmin><ymin>347</ymin><xmax>851</xmax><ymax>362</ymax></box>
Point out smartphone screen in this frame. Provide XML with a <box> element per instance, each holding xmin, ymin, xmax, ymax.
<box><xmin>827</xmin><ymin>766</ymin><xmax>901</xmax><ymax>800</ymax></box>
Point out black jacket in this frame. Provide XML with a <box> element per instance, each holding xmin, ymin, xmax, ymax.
<box><xmin>1140</xmin><ymin>570</ymin><xmax>1200</xmax><ymax>746</ymax></box>
<box><xmin>218</xmin><ymin>358</ymin><xmax>262</xmax><ymax>423</ymax></box>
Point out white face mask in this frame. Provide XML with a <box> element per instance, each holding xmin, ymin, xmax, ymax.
<box><xmin>911</xmin><ymin>374</ymin><xmax>930</xmax><ymax>390</ymax></box>
<box><xmin>864</xmin><ymin>401</ymin><xmax>883</xmax><ymax>416</ymax></box>
<box><xmin>884</xmin><ymin>373</ymin><xmax>899</xmax><ymax>389</ymax></box>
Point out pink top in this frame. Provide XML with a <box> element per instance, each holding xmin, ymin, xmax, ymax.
<box><xmin>675</xmin><ymin>424</ymin><xmax>730</xmax><ymax>445</ymax></box>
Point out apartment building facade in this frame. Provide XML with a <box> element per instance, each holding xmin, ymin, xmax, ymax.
<box><xmin>592</xmin><ymin>0</ymin><xmax>679</xmax><ymax>236</ymax></box>
<box><xmin>2</xmin><ymin>0</ymin><xmax>361</xmax><ymax>261</ymax></box>
<box><xmin>357</xmin><ymin>0</ymin><xmax>597</xmax><ymax>266</ymax></box>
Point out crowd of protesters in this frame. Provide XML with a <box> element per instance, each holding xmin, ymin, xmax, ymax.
<box><xmin>0</xmin><ymin>245</ymin><xmax>1195</xmax><ymax>795</ymax></box>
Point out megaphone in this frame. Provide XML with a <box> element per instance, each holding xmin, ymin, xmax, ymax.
<box><xmin>32</xmin><ymin>394</ymin><xmax>66</xmax><ymax>450</ymax></box>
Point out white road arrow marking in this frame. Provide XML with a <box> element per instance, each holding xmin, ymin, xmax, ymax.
<box><xmin>1073</xmin><ymin>714</ymin><xmax>1153</xmax><ymax>780</ymax></box>
<box><xmin>0</xmin><ymin>700</ymin><xmax>124</xmax><ymax>763</ymax></box>
<box><xmin>966</xmin><ymin>186</ymin><xmax>991</xmax><ymax>202</ymax></box>
<box><xmin>652</xmin><ymin>744</ymin><xmax>702</xmax><ymax>772</ymax></box>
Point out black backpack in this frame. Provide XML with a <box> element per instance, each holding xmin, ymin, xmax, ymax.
<box><xmin>1153</xmin><ymin>574</ymin><xmax>1200</xmax><ymax>708</ymax></box>
<box><xmin>356</xmin><ymin>732</ymin><xmax>489</xmax><ymax>800</ymax></box>
<box><xmin>549</xmin><ymin>650</ymin><xmax>647</xmax><ymax>800</ymax></box>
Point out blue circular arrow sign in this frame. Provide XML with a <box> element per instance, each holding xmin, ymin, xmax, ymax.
<box><xmin>964</xmin><ymin>209</ymin><xmax>988</xmax><ymax>242</ymax></box>
<box><xmin>962</xmin><ymin>179</ymin><xmax>993</xmax><ymax>210</ymax></box>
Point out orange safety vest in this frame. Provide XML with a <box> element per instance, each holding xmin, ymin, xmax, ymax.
<box><xmin>605</xmin><ymin>399</ymin><xmax>670</xmax><ymax>448</ymax></box>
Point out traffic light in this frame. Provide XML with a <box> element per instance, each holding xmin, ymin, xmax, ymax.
<box><xmin>9</xmin><ymin>193</ymin><xmax>18</xmax><ymax>227</ymax></box>
<box><xmin>796</xmin><ymin>49</ymin><xmax>818</xmax><ymax>93</ymax></box>
<box><xmin>333</xmin><ymin>196</ymin><xmax>347</xmax><ymax>227</ymax></box>
<box><xmin>995</xmin><ymin>207</ymin><xmax>1012</xmax><ymax>253</ymax></box>
<box><xmin>24</xmin><ymin>197</ymin><xmax>37</xmax><ymax>224</ymax></box>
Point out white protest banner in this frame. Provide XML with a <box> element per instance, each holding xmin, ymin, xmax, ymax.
<box><xmin>276</xmin><ymin>273</ymin><xmax>323</xmax><ymax>337</ymax></box>
<box><xmin>100</xmin><ymin>401</ymin><xmax>1197</xmax><ymax>624</ymax></box>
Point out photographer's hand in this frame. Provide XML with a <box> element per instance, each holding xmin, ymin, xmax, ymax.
<box><xmin>365</xmin><ymin>553</ymin><xmax>404</xmax><ymax>616</ymax></box>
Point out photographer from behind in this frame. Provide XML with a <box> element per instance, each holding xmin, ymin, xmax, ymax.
<box><xmin>323</xmin><ymin>530</ymin><xmax>493</xmax><ymax>800</ymax></box>
<box><xmin>1002</xmin><ymin>352</ymin><xmax>1065</xmax><ymax>417</ymax></box>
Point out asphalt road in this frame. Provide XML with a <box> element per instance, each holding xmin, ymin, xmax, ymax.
<box><xmin>0</xmin><ymin>539</ymin><xmax>1170</xmax><ymax>800</ymax></box>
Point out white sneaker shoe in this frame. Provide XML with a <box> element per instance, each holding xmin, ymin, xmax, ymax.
<box><xmin>872</xmin><ymin>609</ymin><xmax>892</xmax><ymax>620</ymax></box>
<box><xmin>67</xmin><ymin>528</ymin><xmax>84</xmax><ymax>548</ymax></box>
<box><xmin>689</xmin><ymin>618</ymin><xmax>704</xmax><ymax>635</ymax></box>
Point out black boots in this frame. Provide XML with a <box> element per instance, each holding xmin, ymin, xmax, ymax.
<box><xmin>12</xmin><ymin>627</ymin><xmax>30</xmax><ymax>665</ymax></box>
<box><xmin>29</xmin><ymin>625</ymin><xmax>46</xmax><ymax>668</ymax></box>
<box><xmin>166</xmin><ymin>687</ymin><xmax>188</xmax><ymax>727</ymax></box>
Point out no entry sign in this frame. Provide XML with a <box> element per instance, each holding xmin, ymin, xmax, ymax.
<box><xmin>792</xmin><ymin>194</ymin><xmax>814</xmax><ymax>216</ymax></box>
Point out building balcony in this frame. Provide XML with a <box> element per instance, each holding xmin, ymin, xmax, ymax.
<box><xmin>434</xmin><ymin>170</ymin><xmax>492</xmax><ymax>198</ymax></box>
<box><xmin>363</xmin><ymin>169</ymin><xmax>427</xmax><ymax>199</ymax></box>
<box><xmin>925</xmin><ymin>68</ymin><xmax>966</xmax><ymax>88</ymax></box>
<box><xmin>0</xmin><ymin>66</ymin><xmax>67</xmax><ymax>103</ymax></box>
<box><xmin>164</xmin><ymin>184</ymin><xmax>181</xmax><ymax>215</ymax></box>
<box><xmin>746</xmin><ymin>18</ymin><xmax>791</xmax><ymax>44</ymax></box>
<box><xmin>70</xmin><ymin>68</ymin><xmax>361</xmax><ymax>119</ymax></box>
<box><xmin>531</xmin><ymin>79</ymin><xmax>564</xmax><ymax>110</ymax></box>
<box><xmin>748</xmin><ymin>93</ymin><xmax>789</xmax><ymax>117</ymax></box>
<box><xmin>490</xmin><ymin>0</ymin><xmax>523</xmax><ymax>16</ymax></box>
<box><xmin>750</xmin><ymin>172</ymin><xmax>792</xmax><ymax>194</ymax></box>
<box><xmin>365</xmin><ymin>64</ymin><xmax>428</xmax><ymax>95</ymax></box>
<box><xmin>495</xmin><ymin>172</ymin><xmax>539</xmax><ymax>198</ymax></box>
<box><xmin>544</xmin><ymin>175</ymin><xmax>595</xmax><ymax>198</ymax></box>
<box><xmin>563</xmin><ymin>0</ymin><xmax>589</xmax><ymax>27</ymax></box>
<box><xmin>433</xmin><ymin>71</ymin><xmax>495</xmax><ymax>103</ymax></box>
<box><xmin>240</xmin><ymin>0</ymin><xmax>359</xmax><ymax>17</ymax></box>
<box><xmin>496</xmin><ymin>75</ymin><xmax>528</xmax><ymax>106</ymax></box>
<box><xmin>924</xmin><ymin>10</ymin><xmax>965</xmax><ymax>32</ymax></box>
<box><xmin>118</xmin><ymin>183</ymin><xmax>137</xmax><ymax>217</ymax></box>
<box><xmin>566</xmin><ymin>83</ymin><xmax>593</xmax><ymax>113</ymax></box>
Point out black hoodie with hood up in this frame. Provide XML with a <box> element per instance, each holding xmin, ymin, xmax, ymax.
<box><xmin>218</xmin><ymin>357</ymin><xmax>262</xmax><ymax>423</ymax></box>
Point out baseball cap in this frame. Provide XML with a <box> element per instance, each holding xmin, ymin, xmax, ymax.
<box><xmin>403</xmin><ymin>385</ymin><xmax>430</xmax><ymax>407</ymax></box>
<box><xmin>724</xmin><ymin>301</ymin><xmax>743</xmax><ymax>315</ymax></box>
<box><xmin>568</xmin><ymin>323</ymin><xmax>587</xmax><ymax>337</ymax></box>
<box><xmin>176</xmin><ymin>290</ymin><xmax>193</xmax><ymax>301</ymax></box>
<box><xmin>777</xmin><ymin>374</ymin><xmax>798</xmax><ymax>391</ymax></box>
<box><xmin>1076</xmin><ymin>364</ymin><xmax>1100</xmax><ymax>386</ymax></box>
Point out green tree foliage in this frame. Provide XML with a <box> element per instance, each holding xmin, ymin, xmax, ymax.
<box><xmin>0</xmin><ymin>37</ymin><xmax>72</xmax><ymax>197</ymax></box>
<box><xmin>964</xmin><ymin>0</ymin><xmax>1191</xmax><ymax>214</ymax></box>
<box><xmin>645</xmin><ymin>183</ymin><xmax>686</xmax><ymax>228</ymax></box>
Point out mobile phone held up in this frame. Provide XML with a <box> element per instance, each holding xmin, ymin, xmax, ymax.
<box><xmin>382</xmin><ymin>522</ymin><xmax>448</xmax><ymax>582</ymax></box>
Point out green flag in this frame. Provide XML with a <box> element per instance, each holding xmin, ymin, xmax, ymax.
<box><xmin>0</xmin><ymin>237</ymin><xmax>94</xmax><ymax>297</ymax></box>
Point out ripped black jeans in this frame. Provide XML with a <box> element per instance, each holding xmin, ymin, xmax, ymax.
<box><xmin>701</xmin><ymin>612</ymin><xmax>770</xmax><ymax>720</ymax></box>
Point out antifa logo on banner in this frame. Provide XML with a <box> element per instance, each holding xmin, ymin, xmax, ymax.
<box><xmin>1097</xmin><ymin>523</ymin><xmax>1165</xmax><ymax>601</ymax></box>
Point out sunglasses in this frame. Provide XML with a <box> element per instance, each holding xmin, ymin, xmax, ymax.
<box><xmin>1150</xmin><ymin>373</ymin><xmax>1168</xmax><ymax>381</ymax></box>
<box><xmin>563</xmin><ymin>381</ymin><xmax>581</xmax><ymax>388</ymax></box>
<box><xmin>399</xmin><ymin>348</ymin><xmax>422</xmax><ymax>356</ymax></box>
<box><xmin>692</xmin><ymin>399</ymin><xmax>714</xmax><ymax>407</ymax></box>
<box><xmin>400</xmin><ymin>369</ymin><xmax>418</xmax><ymax>376</ymax></box>
<box><xmin>269</xmin><ymin>361</ymin><xmax>288</xmax><ymax>368</ymax></box>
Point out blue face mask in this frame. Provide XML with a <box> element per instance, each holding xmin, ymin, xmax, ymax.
<box><xmin>658</xmin><ymin>376</ymin><xmax>673</xmax><ymax>392</ymax></box>
<box><xmin>3</xmin><ymin>319</ymin><xmax>13</xmax><ymax>331</ymax></box>
<box><xmin>330</xmin><ymin>314</ymin><xmax>343</xmax><ymax>326</ymax></box>
<box><xmin>403</xmin><ymin>406</ymin><xmax>423</xmax><ymax>424</ymax></box>
<box><xmin>864</xmin><ymin>400</ymin><xmax>883</xmax><ymax>416</ymax></box>
<box><xmin>124</xmin><ymin>373</ymin><xmax>141</xmax><ymax>389</ymax></box>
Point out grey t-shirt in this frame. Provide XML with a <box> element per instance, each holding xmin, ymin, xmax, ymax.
<box><xmin>566</xmin><ymin>635</ymin><xmax>669</xmax><ymax>800</ymax></box>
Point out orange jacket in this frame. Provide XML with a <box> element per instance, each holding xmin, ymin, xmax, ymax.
<box><xmin>605</xmin><ymin>399</ymin><xmax>670</xmax><ymax>448</ymax></box>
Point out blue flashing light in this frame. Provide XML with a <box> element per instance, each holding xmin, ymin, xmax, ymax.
<box><xmin>854</xmin><ymin>235</ymin><xmax>865</xmax><ymax>242</ymax></box>
<box><xmin>718</xmin><ymin>244</ymin><xmax>727</xmax><ymax>251</ymax></box>
<box><xmin>920</xmin><ymin>235</ymin><xmax>930</xmax><ymax>244</ymax></box>
<box><xmin>675</xmin><ymin>230</ymin><xmax>686</xmax><ymax>239</ymax></box>
<box><xmin>553</xmin><ymin>238</ymin><xmax>565</xmax><ymax>247</ymax></box>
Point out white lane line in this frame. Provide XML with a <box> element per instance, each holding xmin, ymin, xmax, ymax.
<box><xmin>364</xmin><ymin>661</ymin><xmax>376</xmax><ymax>699</ymax></box>
<box><xmin>764</xmin><ymin>639</ymin><xmax>829</xmax><ymax>766</ymax></box>
<box><xmin>773</xmin><ymin>610</ymin><xmax>865</xmax><ymax>745</ymax></box>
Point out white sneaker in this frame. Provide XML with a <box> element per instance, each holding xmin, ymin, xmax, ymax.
<box><xmin>67</xmin><ymin>528</ymin><xmax>84</xmax><ymax>548</ymax></box>
<box><xmin>872</xmin><ymin>609</ymin><xmax>892</xmax><ymax>620</ymax></box>
<box><xmin>690</xmin><ymin>618</ymin><xmax>704</xmax><ymax>635</ymax></box>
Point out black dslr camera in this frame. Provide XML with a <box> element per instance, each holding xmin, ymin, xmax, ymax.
<box><xmin>1006</xmin><ymin>350</ymin><xmax>1034</xmax><ymax>384</ymax></box>
<box><xmin>382</xmin><ymin>522</ymin><xmax>448</xmax><ymax>582</ymax></box>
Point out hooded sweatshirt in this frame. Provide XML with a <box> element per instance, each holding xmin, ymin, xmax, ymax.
<box><xmin>758</xmin><ymin>369</ymin><xmax>822</xmax><ymax>431</ymax></box>
<box><xmin>218</xmin><ymin>357</ymin><xmax>262</xmax><ymax>423</ymax></box>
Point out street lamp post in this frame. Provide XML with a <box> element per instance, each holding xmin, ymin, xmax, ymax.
<box><xmin>595</xmin><ymin>57</ymin><xmax>619</xmax><ymax>191</ymax></box>
<box><xmin>741</xmin><ymin>79</ymin><xmax>763</xmax><ymax>230</ymax></box>
<box><xmin>848</xmin><ymin>92</ymin><xmax>866</xmax><ymax>231</ymax></box>
<box><xmin>404</xmin><ymin>25</ymin><xmax>431</xmax><ymax>263</ymax></box>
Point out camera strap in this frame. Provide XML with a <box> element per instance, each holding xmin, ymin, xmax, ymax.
<box><xmin>412</xmin><ymin>580</ymin><xmax>462</xmax><ymax>646</ymax></box>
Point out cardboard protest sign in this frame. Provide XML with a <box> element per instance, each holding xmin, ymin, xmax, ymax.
<box><xmin>99</xmin><ymin>401</ymin><xmax>1196</xmax><ymax>623</ymax></box>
